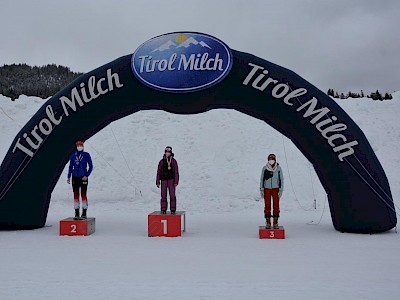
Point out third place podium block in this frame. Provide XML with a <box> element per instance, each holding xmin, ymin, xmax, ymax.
<box><xmin>259</xmin><ymin>226</ymin><xmax>285</xmax><ymax>239</ymax></box>
<box><xmin>148</xmin><ymin>211</ymin><xmax>186</xmax><ymax>237</ymax></box>
<box><xmin>60</xmin><ymin>217</ymin><xmax>96</xmax><ymax>236</ymax></box>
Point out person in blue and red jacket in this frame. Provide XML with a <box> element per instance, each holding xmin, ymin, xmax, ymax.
<box><xmin>67</xmin><ymin>141</ymin><xmax>93</xmax><ymax>219</ymax></box>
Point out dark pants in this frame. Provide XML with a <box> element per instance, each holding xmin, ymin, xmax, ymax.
<box><xmin>72</xmin><ymin>176</ymin><xmax>88</xmax><ymax>209</ymax></box>
<box><xmin>160</xmin><ymin>179</ymin><xmax>176</xmax><ymax>211</ymax></box>
<box><xmin>264</xmin><ymin>188</ymin><xmax>280</xmax><ymax>218</ymax></box>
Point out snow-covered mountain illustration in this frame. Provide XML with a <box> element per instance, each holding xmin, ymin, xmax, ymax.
<box><xmin>151</xmin><ymin>40</ymin><xmax>177</xmax><ymax>52</ymax></box>
<box><xmin>152</xmin><ymin>36</ymin><xmax>211</xmax><ymax>52</ymax></box>
<box><xmin>176</xmin><ymin>37</ymin><xmax>211</xmax><ymax>49</ymax></box>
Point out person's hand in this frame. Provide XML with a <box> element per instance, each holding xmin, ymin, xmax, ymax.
<box><xmin>278</xmin><ymin>189</ymin><xmax>283</xmax><ymax>198</ymax></box>
<box><xmin>260</xmin><ymin>189</ymin><xmax>264</xmax><ymax>199</ymax></box>
<box><xmin>174</xmin><ymin>183</ymin><xmax>178</xmax><ymax>187</ymax></box>
<box><xmin>67</xmin><ymin>179</ymin><xmax>70</xmax><ymax>184</ymax></box>
<box><xmin>82</xmin><ymin>176</ymin><xmax>88</xmax><ymax>181</ymax></box>
<box><xmin>156</xmin><ymin>184</ymin><xmax>160</xmax><ymax>188</ymax></box>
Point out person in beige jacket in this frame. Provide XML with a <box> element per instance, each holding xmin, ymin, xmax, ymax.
<box><xmin>260</xmin><ymin>154</ymin><xmax>284</xmax><ymax>228</ymax></box>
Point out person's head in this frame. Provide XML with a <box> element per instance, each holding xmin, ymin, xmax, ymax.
<box><xmin>268</xmin><ymin>153</ymin><xmax>276</xmax><ymax>165</ymax></box>
<box><xmin>164</xmin><ymin>146</ymin><xmax>172</xmax><ymax>158</ymax></box>
<box><xmin>76</xmin><ymin>141</ymin><xmax>84</xmax><ymax>152</ymax></box>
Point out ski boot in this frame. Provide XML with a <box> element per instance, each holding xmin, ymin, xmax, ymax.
<box><xmin>265</xmin><ymin>217</ymin><xmax>271</xmax><ymax>229</ymax></box>
<box><xmin>161</xmin><ymin>210</ymin><xmax>167</xmax><ymax>215</ymax></box>
<box><xmin>74</xmin><ymin>209</ymin><xmax>80</xmax><ymax>220</ymax></box>
<box><xmin>81</xmin><ymin>208</ymin><xmax>87</xmax><ymax>219</ymax></box>
<box><xmin>273</xmin><ymin>216</ymin><xmax>279</xmax><ymax>229</ymax></box>
<box><xmin>171</xmin><ymin>210</ymin><xmax>176</xmax><ymax>215</ymax></box>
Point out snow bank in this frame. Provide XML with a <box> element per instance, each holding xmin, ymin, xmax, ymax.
<box><xmin>1</xmin><ymin>94</ymin><xmax>399</xmax><ymax>300</ymax></box>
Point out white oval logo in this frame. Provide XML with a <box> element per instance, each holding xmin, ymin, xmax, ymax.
<box><xmin>132</xmin><ymin>32</ymin><xmax>233</xmax><ymax>93</ymax></box>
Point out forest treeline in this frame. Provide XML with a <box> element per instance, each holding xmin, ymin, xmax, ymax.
<box><xmin>0</xmin><ymin>63</ymin><xmax>83</xmax><ymax>100</ymax></box>
<box><xmin>327</xmin><ymin>88</ymin><xmax>393</xmax><ymax>100</ymax></box>
<box><xmin>0</xmin><ymin>63</ymin><xmax>394</xmax><ymax>101</ymax></box>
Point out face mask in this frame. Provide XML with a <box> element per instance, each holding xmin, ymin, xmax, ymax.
<box><xmin>77</xmin><ymin>146</ymin><xmax>84</xmax><ymax>152</ymax></box>
<box><xmin>268</xmin><ymin>160</ymin><xmax>275</xmax><ymax>165</ymax></box>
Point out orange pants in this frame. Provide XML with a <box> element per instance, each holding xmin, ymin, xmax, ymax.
<box><xmin>264</xmin><ymin>188</ymin><xmax>280</xmax><ymax>218</ymax></box>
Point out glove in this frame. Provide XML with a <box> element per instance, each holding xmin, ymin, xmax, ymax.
<box><xmin>278</xmin><ymin>189</ymin><xmax>283</xmax><ymax>198</ymax></box>
<box><xmin>260</xmin><ymin>189</ymin><xmax>264</xmax><ymax>199</ymax></box>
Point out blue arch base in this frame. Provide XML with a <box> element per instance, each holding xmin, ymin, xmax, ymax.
<box><xmin>0</xmin><ymin>49</ymin><xmax>396</xmax><ymax>233</ymax></box>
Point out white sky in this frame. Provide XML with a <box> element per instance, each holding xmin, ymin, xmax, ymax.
<box><xmin>1</xmin><ymin>0</ymin><xmax>399</xmax><ymax>94</ymax></box>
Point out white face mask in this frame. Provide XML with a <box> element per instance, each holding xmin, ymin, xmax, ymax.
<box><xmin>268</xmin><ymin>160</ymin><xmax>275</xmax><ymax>165</ymax></box>
<box><xmin>77</xmin><ymin>146</ymin><xmax>84</xmax><ymax>152</ymax></box>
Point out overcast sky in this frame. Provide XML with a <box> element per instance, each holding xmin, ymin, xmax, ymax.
<box><xmin>1</xmin><ymin>0</ymin><xmax>399</xmax><ymax>94</ymax></box>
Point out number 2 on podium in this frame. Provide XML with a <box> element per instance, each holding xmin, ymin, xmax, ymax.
<box><xmin>161</xmin><ymin>220</ymin><xmax>167</xmax><ymax>234</ymax></box>
<box><xmin>71</xmin><ymin>224</ymin><xmax>77</xmax><ymax>233</ymax></box>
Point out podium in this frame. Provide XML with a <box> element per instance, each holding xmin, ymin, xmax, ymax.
<box><xmin>148</xmin><ymin>211</ymin><xmax>186</xmax><ymax>237</ymax></box>
<box><xmin>259</xmin><ymin>226</ymin><xmax>285</xmax><ymax>239</ymax></box>
<box><xmin>60</xmin><ymin>217</ymin><xmax>96</xmax><ymax>236</ymax></box>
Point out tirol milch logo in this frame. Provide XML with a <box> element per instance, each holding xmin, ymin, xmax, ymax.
<box><xmin>132</xmin><ymin>32</ymin><xmax>233</xmax><ymax>93</ymax></box>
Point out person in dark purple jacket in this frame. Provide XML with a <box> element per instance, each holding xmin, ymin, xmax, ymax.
<box><xmin>67</xmin><ymin>140</ymin><xmax>93</xmax><ymax>219</ymax></box>
<box><xmin>156</xmin><ymin>146</ymin><xmax>179</xmax><ymax>214</ymax></box>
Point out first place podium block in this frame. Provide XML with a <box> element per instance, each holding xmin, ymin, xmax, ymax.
<box><xmin>259</xmin><ymin>226</ymin><xmax>285</xmax><ymax>239</ymax></box>
<box><xmin>148</xmin><ymin>211</ymin><xmax>186</xmax><ymax>237</ymax></box>
<box><xmin>60</xmin><ymin>217</ymin><xmax>96</xmax><ymax>236</ymax></box>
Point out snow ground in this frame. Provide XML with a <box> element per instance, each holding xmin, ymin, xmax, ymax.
<box><xmin>0</xmin><ymin>93</ymin><xmax>400</xmax><ymax>300</ymax></box>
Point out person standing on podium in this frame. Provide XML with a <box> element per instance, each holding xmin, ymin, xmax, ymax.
<box><xmin>156</xmin><ymin>146</ymin><xmax>179</xmax><ymax>215</ymax></box>
<box><xmin>67</xmin><ymin>140</ymin><xmax>93</xmax><ymax>220</ymax></box>
<box><xmin>259</xmin><ymin>153</ymin><xmax>284</xmax><ymax>229</ymax></box>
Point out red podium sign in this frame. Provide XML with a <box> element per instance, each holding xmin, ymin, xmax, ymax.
<box><xmin>148</xmin><ymin>211</ymin><xmax>186</xmax><ymax>237</ymax></box>
<box><xmin>60</xmin><ymin>217</ymin><xmax>95</xmax><ymax>236</ymax></box>
<box><xmin>259</xmin><ymin>226</ymin><xmax>285</xmax><ymax>239</ymax></box>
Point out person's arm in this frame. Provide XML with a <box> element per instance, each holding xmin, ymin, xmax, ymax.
<box><xmin>278</xmin><ymin>166</ymin><xmax>284</xmax><ymax>198</ymax></box>
<box><xmin>67</xmin><ymin>154</ymin><xmax>73</xmax><ymax>183</ymax></box>
<box><xmin>67</xmin><ymin>154</ymin><xmax>73</xmax><ymax>180</ymax></box>
<box><xmin>258</xmin><ymin>166</ymin><xmax>266</xmax><ymax>200</ymax></box>
<box><xmin>260</xmin><ymin>166</ymin><xmax>265</xmax><ymax>190</ymax></box>
<box><xmin>156</xmin><ymin>160</ymin><xmax>162</xmax><ymax>186</ymax></box>
<box><xmin>173</xmin><ymin>159</ymin><xmax>179</xmax><ymax>186</ymax></box>
<box><xmin>85</xmin><ymin>153</ymin><xmax>93</xmax><ymax>177</ymax></box>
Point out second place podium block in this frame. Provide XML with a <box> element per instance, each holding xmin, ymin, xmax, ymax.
<box><xmin>60</xmin><ymin>217</ymin><xmax>96</xmax><ymax>236</ymax></box>
<box><xmin>148</xmin><ymin>211</ymin><xmax>186</xmax><ymax>237</ymax></box>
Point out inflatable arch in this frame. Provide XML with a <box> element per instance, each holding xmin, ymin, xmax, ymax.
<box><xmin>0</xmin><ymin>32</ymin><xmax>396</xmax><ymax>232</ymax></box>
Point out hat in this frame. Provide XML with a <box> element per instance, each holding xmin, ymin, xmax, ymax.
<box><xmin>165</xmin><ymin>146</ymin><xmax>172</xmax><ymax>152</ymax></box>
<box><xmin>76</xmin><ymin>141</ymin><xmax>84</xmax><ymax>147</ymax></box>
<box><xmin>268</xmin><ymin>153</ymin><xmax>276</xmax><ymax>160</ymax></box>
